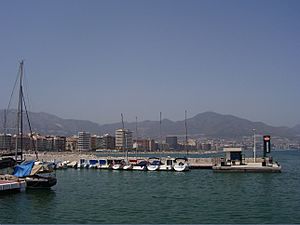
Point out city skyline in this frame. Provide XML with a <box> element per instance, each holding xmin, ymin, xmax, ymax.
<box><xmin>0</xmin><ymin>0</ymin><xmax>300</xmax><ymax>127</ymax></box>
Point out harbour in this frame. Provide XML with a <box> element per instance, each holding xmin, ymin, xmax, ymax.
<box><xmin>0</xmin><ymin>0</ymin><xmax>299</xmax><ymax>224</ymax></box>
<box><xmin>0</xmin><ymin>150</ymin><xmax>299</xmax><ymax>224</ymax></box>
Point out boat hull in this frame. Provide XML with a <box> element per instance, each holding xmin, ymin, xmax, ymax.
<box><xmin>123</xmin><ymin>165</ymin><xmax>133</xmax><ymax>170</ymax></box>
<box><xmin>159</xmin><ymin>165</ymin><xmax>173</xmax><ymax>171</ymax></box>
<box><xmin>25</xmin><ymin>175</ymin><xmax>57</xmax><ymax>188</ymax></box>
<box><xmin>112</xmin><ymin>164</ymin><xmax>123</xmax><ymax>170</ymax></box>
<box><xmin>173</xmin><ymin>164</ymin><xmax>189</xmax><ymax>172</ymax></box>
<box><xmin>132</xmin><ymin>166</ymin><xmax>147</xmax><ymax>171</ymax></box>
<box><xmin>147</xmin><ymin>165</ymin><xmax>160</xmax><ymax>171</ymax></box>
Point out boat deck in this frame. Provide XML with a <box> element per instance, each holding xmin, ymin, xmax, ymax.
<box><xmin>0</xmin><ymin>179</ymin><xmax>26</xmax><ymax>193</ymax></box>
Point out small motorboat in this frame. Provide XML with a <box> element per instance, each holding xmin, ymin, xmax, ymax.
<box><xmin>97</xmin><ymin>159</ymin><xmax>110</xmax><ymax>169</ymax></box>
<box><xmin>173</xmin><ymin>158</ymin><xmax>189</xmax><ymax>172</ymax></box>
<box><xmin>111</xmin><ymin>160</ymin><xmax>124</xmax><ymax>170</ymax></box>
<box><xmin>159</xmin><ymin>157</ymin><xmax>174</xmax><ymax>171</ymax></box>
<box><xmin>132</xmin><ymin>160</ymin><xmax>148</xmax><ymax>171</ymax></box>
<box><xmin>67</xmin><ymin>161</ymin><xmax>77</xmax><ymax>168</ymax></box>
<box><xmin>89</xmin><ymin>160</ymin><xmax>99</xmax><ymax>169</ymax></box>
<box><xmin>147</xmin><ymin>157</ymin><xmax>161</xmax><ymax>171</ymax></box>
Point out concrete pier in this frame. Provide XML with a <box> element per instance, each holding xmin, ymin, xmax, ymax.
<box><xmin>0</xmin><ymin>176</ymin><xmax>26</xmax><ymax>193</ymax></box>
<box><xmin>23</xmin><ymin>152</ymin><xmax>281</xmax><ymax>172</ymax></box>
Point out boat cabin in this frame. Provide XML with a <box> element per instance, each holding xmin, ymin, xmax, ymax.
<box><xmin>221</xmin><ymin>148</ymin><xmax>244</xmax><ymax>166</ymax></box>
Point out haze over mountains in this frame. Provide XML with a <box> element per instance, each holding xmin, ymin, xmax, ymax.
<box><xmin>0</xmin><ymin>109</ymin><xmax>299</xmax><ymax>139</ymax></box>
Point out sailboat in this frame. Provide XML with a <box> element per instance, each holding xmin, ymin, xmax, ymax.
<box><xmin>122</xmin><ymin>115</ymin><xmax>133</xmax><ymax>170</ymax></box>
<box><xmin>147</xmin><ymin>157</ymin><xmax>161</xmax><ymax>171</ymax></box>
<box><xmin>131</xmin><ymin>117</ymin><xmax>147</xmax><ymax>171</ymax></box>
<box><xmin>112</xmin><ymin>114</ymin><xmax>127</xmax><ymax>170</ymax></box>
<box><xmin>8</xmin><ymin>61</ymin><xmax>57</xmax><ymax>188</ymax></box>
<box><xmin>173</xmin><ymin>110</ymin><xmax>190</xmax><ymax>172</ymax></box>
<box><xmin>157</xmin><ymin>112</ymin><xmax>172</xmax><ymax>171</ymax></box>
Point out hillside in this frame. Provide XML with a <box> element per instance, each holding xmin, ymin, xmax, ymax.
<box><xmin>0</xmin><ymin>109</ymin><xmax>296</xmax><ymax>138</ymax></box>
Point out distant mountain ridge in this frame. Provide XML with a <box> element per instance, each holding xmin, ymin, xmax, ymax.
<box><xmin>0</xmin><ymin>110</ymin><xmax>101</xmax><ymax>136</ymax></box>
<box><xmin>0</xmin><ymin>109</ymin><xmax>299</xmax><ymax>139</ymax></box>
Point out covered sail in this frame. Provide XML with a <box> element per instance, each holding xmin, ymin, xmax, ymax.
<box><xmin>13</xmin><ymin>161</ymin><xmax>35</xmax><ymax>177</ymax></box>
<box><xmin>30</xmin><ymin>163</ymin><xmax>54</xmax><ymax>175</ymax></box>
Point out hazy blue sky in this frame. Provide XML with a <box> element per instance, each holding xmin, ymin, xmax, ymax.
<box><xmin>0</xmin><ymin>0</ymin><xmax>299</xmax><ymax>126</ymax></box>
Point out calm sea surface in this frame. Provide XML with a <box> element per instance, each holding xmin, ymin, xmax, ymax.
<box><xmin>1</xmin><ymin>150</ymin><xmax>300</xmax><ymax>224</ymax></box>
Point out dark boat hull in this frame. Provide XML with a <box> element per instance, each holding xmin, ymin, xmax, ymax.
<box><xmin>0</xmin><ymin>157</ymin><xmax>17</xmax><ymax>170</ymax></box>
<box><xmin>25</xmin><ymin>175</ymin><xmax>57</xmax><ymax>188</ymax></box>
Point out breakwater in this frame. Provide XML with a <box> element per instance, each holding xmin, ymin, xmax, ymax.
<box><xmin>23</xmin><ymin>151</ymin><xmax>264</xmax><ymax>169</ymax></box>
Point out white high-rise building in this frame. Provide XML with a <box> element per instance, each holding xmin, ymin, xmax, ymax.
<box><xmin>115</xmin><ymin>129</ymin><xmax>133</xmax><ymax>150</ymax></box>
<box><xmin>77</xmin><ymin>132</ymin><xmax>91</xmax><ymax>151</ymax></box>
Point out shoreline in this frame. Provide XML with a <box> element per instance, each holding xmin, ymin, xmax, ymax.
<box><xmin>22</xmin><ymin>150</ymin><xmax>220</xmax><ymax>162</ymax></box>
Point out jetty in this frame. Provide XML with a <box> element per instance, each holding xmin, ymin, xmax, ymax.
<box><xmin>212</xmin><ymin>148</ymin><xmax>281</xmax><ymax>173</ymax></box>
<box><xmin>23</xmin><ymin>152</ymin><xmax>282</xmax><ymax>172</ymax></box>
<box><xmin>0</xmin><ymin>175</ymin><xmax>26</xmax><ymax>193</ymax></box>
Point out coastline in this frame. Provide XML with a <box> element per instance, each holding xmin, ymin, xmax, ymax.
<box><xmin>22</xmin><ymin>150</ymin><xmax>220</xmax><ymax>163</ymax></box>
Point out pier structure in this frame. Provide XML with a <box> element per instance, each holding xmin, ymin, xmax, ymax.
<box><xmin>0</xmin><ymin>176</ymin><xmax>26</xmax><ymax>193</ymax></box>
<box><xmin>23</xmin><ymin>151</ymin><xmax>281</xmax><ymax>172</ymax></box>
<box><xmin>212</xmin><ymin>148</ymin><xmax>281</xmax><ymax>172</ymax></box>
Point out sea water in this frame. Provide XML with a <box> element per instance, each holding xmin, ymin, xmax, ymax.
<box><xmin>0</xmin><ymin>150</ymin><xmax>299</xmax><ymax>224</ymax></box>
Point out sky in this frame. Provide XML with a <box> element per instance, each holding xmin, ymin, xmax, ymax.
<box><xmin>0</xmin><ymin>0</ymin><xmax>299</xmax><ymax>127</ymax></box>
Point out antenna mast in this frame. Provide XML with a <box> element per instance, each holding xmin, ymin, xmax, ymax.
<box><xmin>3</xmin><ymin>109</ymin><xmax>7</xmax><ymax>150</ymax></box>
<box><xmin>159</xmin><ymin>112</ymin><xmax>162</xmax><ymax>153</ymax></box>
<box><xmin>135</xmin><ymin>116</ymin><xmax>138</xmax><ymax>156</ymax></box>
<box><xmin>185</xmin><ymin>110</ymin><xmax>188</xmax><ymax>156</ymax></box>
<box><xmin>253</xmin><ymin>129</ymin><xmax>256</xmax><ymax>163</ymax></box>
<box><xmin>15</xmin><ymin>61</ymin><xmax>24</xmax><ymax>161</ymax></box>
<box><xmin>121</xmin><ymin>113</ymin><xmax>127</xmax><ymax>160</ymax></box>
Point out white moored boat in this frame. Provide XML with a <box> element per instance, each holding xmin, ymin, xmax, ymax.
<box><xmin>112</xmin><ymin>160</ymin><xmax>124</xmax><ymax>170</ymax></box>
<box><xmin>89</xmin><ymin>160</ymin><xmax>99</xmax><ymax>169</ymax></box>
<box><xmin>122</xmin><ymin>163</ymin><xmax>133</xmax><ymax>170</ymax></box>
<box><xmin>132</xmin><ymin>160</ymin><xmax>148</xmax><ymax>171</ymax></box>
<box><xmin>173</xmin><ymin>158</ymin><xmax>189</xmax><ymax>172</ymax></box>
<box><xmin>97</xmin><ymin>159</ymin><xmax>111</xmax><ymax>169</ymax></box>
<box><xmin>147</xmin><ymin>157</ymin><xmax>161</xmax><ymax>171</ymax></box>
<box><xmin>159</xmin><ymin>157</ymin><xmax>174</xmax><ymax>171</ymax></box>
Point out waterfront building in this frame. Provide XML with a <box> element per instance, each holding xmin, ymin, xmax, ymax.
<box><xmin>201</xmin><ymin>143</ymin><xmax>212</xmax><ymax>151</ymax></box>
<box><xmin>66</xmin><ymin>136</ymin><xmax>78</xmax><ymax>151</ymax></box>
<box><xmin>11</xmin><ymin>134</ymin><xmax>32</xmax><ymax>151</ymax></box>
<box><xmin>0</xmin><ymin>134</ymin><xmax>12</xmax><ymax>150</ymax></box>
<box><xmin>45</xmin><ymin>136</ymin><xmax>54</xmax><ymax>151</ymax></box>
<box><xmin>99</xmin><ymin>134</ymin><xmax>115</xmax><ymax>149</ymax></box>
<box><xmin>166</xmin><ymin>136</ymin><xmax>178</xmax><ymax>150</ymax></box>
<box><xmin>35</xmin><ymin>136</ymin><xmax>47</xmax><ymax>151</ymax></box>
<box><xmin>115</xmin><ymin>129</ymin><xmax>133</xmax><ymax>150</ymax></box>
<box><xmin>133</xmin><ymin>139</ymin><xmax>156</xmax><ymax>151</ymax></box>
<box><xmin>77</xmin><ymin>132</ymin><xmax>91</xmax><ymax>151</ymax></box>
<box><xmin>91</xmin><ymin>135</ymin><xmax>98</xmax><ymax>150</ymax></box>
<box><xmin>54</xmin><ymin>136</ymin><xmax>66</xmax><ymax>151</ymax></box>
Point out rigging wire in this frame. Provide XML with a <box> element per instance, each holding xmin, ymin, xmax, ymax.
<box><xmin>23</xmin><ymin>63</ymin><xmax>32</xmax><ymax>113</ymax></box>
<box><xmin>7</xmin><ymin>64</ymin><xmax>21</xmax><ymax>111</ymax></box>
<box><xmin>5</xmin><ymin>64</ymin><xmax>21</xmax><ymax>135</ymax></box>
<box><xmin>22</xmin><ymin>88</ymin><xmax>38</xmax><ymax>160</ymax></box>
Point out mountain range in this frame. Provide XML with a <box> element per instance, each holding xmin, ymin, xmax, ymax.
<box><xmin>0</xmin><ymin>109</ymin><xmax>299</xmax><ymax>139</ymax></box>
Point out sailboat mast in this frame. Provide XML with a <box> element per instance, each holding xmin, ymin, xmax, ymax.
<box><xmin>253</xmin><ymin>129</ymin><xmax>256</xmax><ymax>163</ymax></box>
<box><xmin>185</xmin><ymin>110</ymin><xmax>188</xmax><ymax>156</ymax></box>
<box><xmin>121</xmin><ymin>113</ymin><xmax>127</xmax><ymax>160</ymax></box>
<box><xmin>15</xmin><ymin>61</ymin><xmax>24</xmax><ymax>161</ymax></box>
<box><xmin>3</xmin><ymin>109</ymin><xmax>7</xmax><ymax>150</ymax></box>
<box><xmin>20</xmin><ymin>61</ymin><xmax>24</xmax><ymax>161</ymax></box>
<box><xmin>159</xmin><ymin>112</ymin><xmax>162</xmax><ymax>153</ymax></box>
<box><xmin>135</xmin><ymin>116</ymin><xmax>138</xmax><ymax>157</ymax></box>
